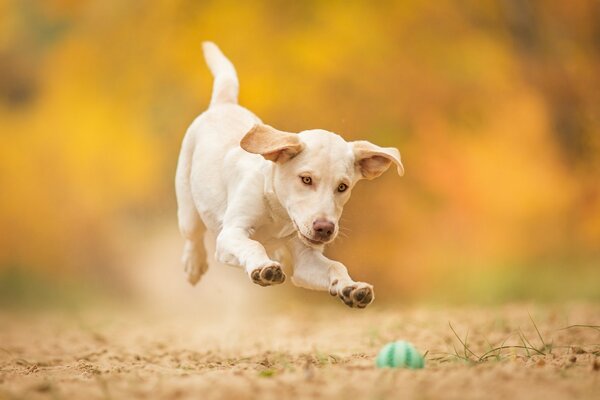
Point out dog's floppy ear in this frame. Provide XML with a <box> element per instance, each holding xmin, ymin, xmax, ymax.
<box><xmin>352</xmin><ymin>140</ymin><xmax>404</xmax><ymax>179</ymax></box>
<box><xmin>240</xmin><ymin>124</ymin><xmax>304</xmax><ymax>162</ymax></box>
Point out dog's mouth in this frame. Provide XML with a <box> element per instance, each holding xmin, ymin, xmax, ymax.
<box><xmin>299</xmin><ymin>233</ymin><xmax>325</xmax><ymax>246</ymax></box>
<box><xmin>292</xmin><ymin>221</ymin><xmax>328</xmax><ymax>247</ymax></box>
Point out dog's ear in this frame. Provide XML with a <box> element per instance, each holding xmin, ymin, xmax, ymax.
<box><xmin>352</xmin><ymin>140</ymin><xmax>404</xmax><ymax>179</ymax></box>
<box><xmin>240</xmin><ymin>124</ymin><xmax>304</xmax><ymax>162</ymax></box>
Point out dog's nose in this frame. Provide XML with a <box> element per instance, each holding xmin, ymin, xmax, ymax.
<box><xmin>313</xmin><ymin>218</ymin><xmax>335</xmax><ymax>240</ymax></box>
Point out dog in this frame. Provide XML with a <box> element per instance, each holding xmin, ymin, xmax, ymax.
<box><xmin>175</xmin><ymin>42</ymin><xmax>403</xmax><ymax>308</ymax></box>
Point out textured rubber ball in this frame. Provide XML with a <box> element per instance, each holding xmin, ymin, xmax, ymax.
<box><xmin>375</xmin><ymin>340</ymin><xmax>425</xmax><ymax>369</ymax></box>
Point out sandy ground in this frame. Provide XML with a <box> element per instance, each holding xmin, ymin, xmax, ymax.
<box><xmin>1</xmin><ymin>230</ymin><xmax>598</xmax><ymax>399</ymax></box>
<box><xmin>0</xmin><ymin>302</ymin><xmax>599</xmax><ymax>400</ymax></box>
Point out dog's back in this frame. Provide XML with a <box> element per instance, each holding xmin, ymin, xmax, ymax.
<box><xmin>177</xmin><ymin>43</ymin><xmax>264</xmax><ymax>223</ymax></box>
<box><xmin>175</xmin><ymin>42</ymin><xmax>265</xmax><ymax>283</ymax></box>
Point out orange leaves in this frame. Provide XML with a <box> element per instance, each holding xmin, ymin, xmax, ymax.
<box><xmin>0</xmin><ymin>1</ymin><xmax>598</xmax><ymax>301</ymax></box>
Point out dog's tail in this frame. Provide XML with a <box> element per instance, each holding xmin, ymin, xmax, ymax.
<box><xmin>202</xmin><ymin>41</ymin><xmax>239</xmax><ymax>106</ymax></box>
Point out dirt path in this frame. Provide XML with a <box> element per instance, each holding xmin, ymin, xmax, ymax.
<box><xmin>1</xmin><ymin>229</ymin><xmax>599</xmax><ymax>399</ymax></box>
<box><xmin>1</xmin><ymin>303</ymin><xmax>598</xmax><ymax>400</ymax></box>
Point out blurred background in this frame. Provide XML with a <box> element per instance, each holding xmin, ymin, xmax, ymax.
<box><xmin>1</xmin><ymin>0</ymin><xmax>599</xmax><ymax>310</ymax></box>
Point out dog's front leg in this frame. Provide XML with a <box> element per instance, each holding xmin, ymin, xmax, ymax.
<box><xmin>216</xmin><ymin>226</ymin><xmax>286</xmax><ymax>286</ymax></box>
<box><xmin>289</xmin><ymin>238</ymin><xmax>374</xmax><ymax>308</ymax></box>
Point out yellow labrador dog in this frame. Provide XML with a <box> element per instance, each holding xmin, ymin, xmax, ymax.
<box><xmin>175</xmin><ymin>42</ymin><xmax>403</xmax><ymax>308</ymax></box>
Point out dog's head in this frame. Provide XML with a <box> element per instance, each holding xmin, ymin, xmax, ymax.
<box><xmin>241</xmin><ymin>124</ymin><xmax>404</xmax><ymax>247</ymax></box>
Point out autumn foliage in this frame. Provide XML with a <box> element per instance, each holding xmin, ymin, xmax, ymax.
<box><xmin>1</xmin><ymin>1</ymin><xmax>599</xmax><ymax>301</ymax></box>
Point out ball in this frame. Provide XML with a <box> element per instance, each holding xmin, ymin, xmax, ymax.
<box><xmin>376</xmin><ymin>340</ymin><xmax>425</xmax><ymax>369</ymax></box>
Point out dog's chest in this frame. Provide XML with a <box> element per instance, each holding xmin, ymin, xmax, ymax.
<box><xmin>273</xmin><ymin>219</ymin><xmax>295</xmax><ymax>238</ymax></box>
<box><xmin>257</xmin><ymin>186</ymin><xmax>296</xmax><ymax>240</ymax></box>
<box><xmin>254</xmin><ymin>216</ymin><xmax>295</xmax><ymax>242</ymax></box>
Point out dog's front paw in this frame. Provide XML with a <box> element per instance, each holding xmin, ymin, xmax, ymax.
<box><xmin>250</xmin><ymin>263</ymin><xmax>286</xmax><ymax>287</ymax></box>
<box><xmin>329</xmin><ymin>280</ymin><xmax>374</xmax><ymax>308</ymax></box>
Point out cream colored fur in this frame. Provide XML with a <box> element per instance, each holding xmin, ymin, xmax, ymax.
<box><xmin>175</xmin><ymin>42</ymin><xmax>403</xmax><ymax>308</ymax></box>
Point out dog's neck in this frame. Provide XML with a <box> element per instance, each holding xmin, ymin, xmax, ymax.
<box><xmin>263</xmin><ymin>163</ymin><xmax>290</xmax><ymax>222</ymax></box>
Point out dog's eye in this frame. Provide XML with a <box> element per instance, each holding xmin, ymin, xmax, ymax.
<box><xmin>301</xmin><ymin>176</ymin><xmax>312</xmax><ymax>185</ymax></box>
<box><xmin>337</xmin><ymin>183</ymin><xmax>348</xmax><ymax>193</ymax></box>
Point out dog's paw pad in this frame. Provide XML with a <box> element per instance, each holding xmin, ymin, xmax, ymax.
<box><xmin>329</xmin><ymin>279</ymin><xmax>339</xmax><ymax>296</ymax></box>
<box><xmin>250</xmin><ymin>264</ymin><xmax>286</xmax><ymax>287</ymax></box>
<box><xmin>335</xmin><ymin>282</ymin><xmax>374</xmax><ymax>308</ymax></box>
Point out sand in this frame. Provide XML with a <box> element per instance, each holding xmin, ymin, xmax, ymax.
<box><xmin>1</xmin><ymin>302</ymin><xmax>598</xmax><ymax>400</ymax></box>
<box><xmin>2</xmin><ymin>227</ymin><xmax>599</xmax><ymax>399</ymax></box>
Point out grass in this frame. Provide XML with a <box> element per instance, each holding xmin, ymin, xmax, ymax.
<box><xmin>430</xmin><ymin>316</ymin><xmax>600</xmax><ymax>364</ymax></box>
<box><xmin>426</xmin><ymin>262</ymin><xmax>600</xmax><ymax>305</ymax></box>
<box><xmin>0</xmin><ymin>267</ymin><xmax>119</xmax><ymax>311</ymax></box>
<box><xmin>558</xmin><ymin>325</ymin><xmax>600</xmax><ymax>333</ymax></box>
<box><xmin>258</xmin><ymin>369</ymin><xmax>275</xmax><ymax>378</ymax></box>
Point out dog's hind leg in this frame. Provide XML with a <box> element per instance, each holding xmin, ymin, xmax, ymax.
<box><xmin>177</xmin><ymin>196</ymin><xmax>208</xmax><ymax>285</ymax></box>
<box><xmin>176</xmin><ymin>133</ymin><xmax>209</xmax><ymax>285</ymax></box>
<box><xmin>180</xmin><ymin>235</ymin><xmax>208</xmax><ymax>285</ymax></box>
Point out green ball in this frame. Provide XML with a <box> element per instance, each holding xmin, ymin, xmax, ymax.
<box><xmin>376</xmin><ymin>340</ymin><xmax>425</xmax><ymax>369</ymax></box>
